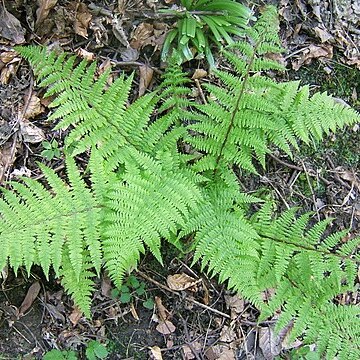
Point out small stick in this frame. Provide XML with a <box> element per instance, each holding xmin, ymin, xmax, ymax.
<box><xmin>137</xmin><ymin>270</ymin><xmax>231</xmax><ymax>319</ymax></box>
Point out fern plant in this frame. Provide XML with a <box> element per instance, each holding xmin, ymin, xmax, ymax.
<box><xmin>5</xmin><ymin>5</ymin><xmax>360</xmax><ymax>358</ymax></box>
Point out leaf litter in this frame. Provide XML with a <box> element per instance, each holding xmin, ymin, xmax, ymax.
<box><xmin>0</xmin><ymin>0</ymin><xmax>359</xmax><ymax>358</ymax></box>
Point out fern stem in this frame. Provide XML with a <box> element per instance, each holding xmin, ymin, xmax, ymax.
<box><xmin>261</xmin><ymin>234</ymin><xmax>359</xmax><ymax>264</ymax></box>
<box><xmin>214</xmin><ymin>42</ymin><xmax>259</xmax><ymax>173</ymax></box>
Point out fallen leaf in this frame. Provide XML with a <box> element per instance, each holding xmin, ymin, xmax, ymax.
<box><xmin>224</xmin><ymin>294</ymin><xmax>244</xmax><ymax>319</ymax></box>
<box><xmin>76</xmin><ymin>48</ymin><xmax>95</xmax><ymax>61</ymax></box>
<box><xmin>0</xmin><ymin>51</ymin><xmax>18</xmax><ymax>64</ymax></box>
<box><xmin>44</xmin><ymin>303</ymin><xmax>66</xmax><ymax>323</ymax></box>
<box><xmin>192</xmin><ymin>69</ymin><xmax>208</xmax><ymax>79</ymax></box>
<box><xmin>1</xmin><ymin>265</ymin><xmax>8</xmax><ymax>284</ymax></box>
<box><xmin>101</xmin><ymin>273</ymin><xmax>113</xmax><ymax>298</ymax></box>
<box><xmin>69</xmin><ymin>306</ymin><xmax>83</xmax><ymax>326</ymax></box>
<box><xmin>182</xmin><ymin>342</ymin><xmax>202</xmax><ymax>359</ymax></box>
<box><xmin>218</xmin><ymin>349</ymin><xmax>236</xmax><ymax>360</ymax></box>
<box><xmin>130</xmin><ymin>23</ymin><xmax>154</xmax><ymax>49</ymax></box>
<box><xmin>156</xmin><ymin>320</ymin><xmax>176</xmax><ymax>335</ymax></box>
<box><xmin>155</xmin><ymin>296</ymin><xmax>170</xmax><ymax>321</ymax></box>
<box><xmin>20</xmin><ymin>120</ymin><xmax>45</xmax><ymax>143</ymax></box>
<box><xmin>149</xmin><ymin>346</ymin><xmax>163</xmax><ymax>360</ymax></box>
<box><xmin>205</xmin><ymin>345</ymin><xmax>235</xmax><ymax>360</ymax></box>
<box><xmin>292</xmin><ymin>44</ymin><xmax>333</xmax><ymax>70</ymax></box>
<box><xmin>259</xmin><ymin>323</ymin><xmax>294</xmax><ymax>360</ymax></box>
<box><xmin>74</xmin><ymin>3</ymin><xmax>92</xmax><ymax>38</ymax></box>
<box><xmin>0</xmin><ymin>141</ymin><xmax>18</xmax><ymax>184</ymax></box>
<box><xmin>112</xmin><ymin>17</ymin><xmax>129</xmax><ymax>47</ymax></box>
<box><xmin>18</xmin><ymin>281</ymin><xmax>41</xmax><ymax>316</ymax></box>
<box><xmin>1</xmin><ymin>63</ymin><xmax>18</xmax><ymax>85</ymax></box>
<box><xmin>219</xmin><ymin>325</ymin><xmax>237</xmax><ymax>343</ymax></box>
<box><xmin>130</xmin><ymin>302</ymin><xmax>139</xmax><ymax>320</ymax></box>
<box><xmin>314</xmin><ymin>26</ymin><xmax>333</xmax><ymax>43</ymax></box>
<box><xmin>121</xmin><ymin>47</ymin><xmax>139</xmax><ymax>62</ymax></box>
<box><xmin>24</xmin><ymin>94</ymin><xmax>43</xmax><ymax>119</ymax></box>
<box><xmin>146</xmin><ymin>0</ymin><xmax>158</xmax><ymax>9</ymax></box>
<box><xmin>0</xmin><ymin>5</ymin><xmax>26</xmax><ymax>44</ymax></box>
<box><xmin>10</xmin><ymin>166</ymin><xmax>32</xmax><ymax>178</ymax></box>
<box><xmin>138</xmin><ymin>65</ymin><xmax>154</xmax><ymax>97</ymax></box>
<box><xmin>35</xmin><ymin>0</ymin><xmax>58</xmax><ymax>28</ymax></box>
<box><xmin>167</xmin><ymin>273</ymin><xmax>200</xmax><ymax>291</ymax></box>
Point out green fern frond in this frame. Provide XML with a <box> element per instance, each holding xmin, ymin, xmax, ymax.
<box><xmin>103</xmin><ymin>147</ymin><xmax>203</xmax><ymax>287</ymax></box>
<box><xmin>186</xmin><ymin>7</ymin><xmax>359</xmax><ymax>173</ymax></box>
<box><xmin>0</xmin><ymin>156</ymin><xmax>103</xmax><ymax>314</ymax></box>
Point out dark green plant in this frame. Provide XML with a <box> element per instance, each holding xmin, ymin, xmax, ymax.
<box><xmin>85</xmin><ymin>340</ymin><xmax>108</xmax><ymax>360</ymax></box>
<box><xmin>5</xmin><ymin>6</ymin><xmax>360</xmax><ymax>359</ymax></box>
<box><xmin>161</xmin><ymin>0</ymin><xmax>253</xmax><ymax>66</ymax></box>
<box><xmin>41</xmin><ymin>139</ymin><xmax>61</xmax><ymax>160</ymax></box>
<box><xmin>111</xmin><ymin>274</ymin><xmax>154</xmax><ymax>309</ymax></box>
<box><xmin>43</xmin><ymin>349</ymin><xmax>77</xmax><ymax>360</ymax></box>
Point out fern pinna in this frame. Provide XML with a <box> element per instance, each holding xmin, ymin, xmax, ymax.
<box><xmin>3</xmin><ymin>5</ymin><xmax>359</xmax><ymax>358</ymax></box>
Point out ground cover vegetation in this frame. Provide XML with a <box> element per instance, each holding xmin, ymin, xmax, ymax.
<box><xmin>0</xmin><ymin>4</ymin><xmax>358</xmax><ymax>358</ymax></box>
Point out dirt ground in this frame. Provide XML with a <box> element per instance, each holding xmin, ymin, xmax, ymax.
<box><xmin>0</xmin><ymin>0</ymin><xmax>359</xmax><ymax>359</ymax></box>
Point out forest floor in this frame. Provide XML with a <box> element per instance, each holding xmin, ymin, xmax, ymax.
<box><xmin>0</xmin><ymin>0</ymin><xmax>359</xmax><ymax>359</ymax></box>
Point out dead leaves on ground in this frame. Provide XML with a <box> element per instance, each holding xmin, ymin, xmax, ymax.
<box><xmin>0</xmin><ymin>4</ymin><xmax>25</xmax><ymax>44</ymax></box>
<box><xmin>279</xmin><ymin>0</ymin><xmax>360</xmax><ymax>69</ymax></box>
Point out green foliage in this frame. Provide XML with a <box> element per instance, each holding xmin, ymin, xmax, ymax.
<box><xmin>41</xmin><ymin>139</ymin><xmax>61</xmax><ymax>160</ymax></box>
<box><xmin>161</xmin><ymin>0</ymin><xmax>253</xmax><ymax>66</ymax></box>
<box><xmin>85</xmin><ymin>341</ymin><xmax>109</xmax><ymax>360</ymax></box>
<box><xmin>8</xmin><ymin>6</ymin><xmax>360</xmax><ymax>359</ymax></box>
<box><xmin>43</xmin><ymin>341</ymin><xmax>108</xmax><ymax>360</ymax></box>
<box><xmin>186</xmin><ymin>5</ymin><xmax>359</xmax><ymax>173</ymax></box>
<box><xmin>43</xmin><ymin>349</ymin><xmax>78</xmax><ymax>360</ymax></box>
<box><xmin>111</xmin><ymin>274</ymin><xmax>154</xmax><ymax>309</ymax></box>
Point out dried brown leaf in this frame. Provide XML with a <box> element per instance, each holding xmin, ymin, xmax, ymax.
<box><xmin>74</xmin><ymin>3</ymin><xmax>92</xmax><ymax>38</ymax></box>
<box><xmin>35</xmin><ymin>0</ymin><xmax>58</xmax><ymax>28</ymax></box>
<box><xmin>138</xmin><ymin>65</ymin><xmax>154</xmax><ymax>97</ymax></box>
<box><xmin>192</xmin><ymin>69</ymin><xmax>207</xmax><ymax>80</ymax></box>
<box><xmin>182</xmin><ymin>342</ymin><xmax>202</xmax><ymax>359</ymax></box>
<box><xmin>156</xmin><ymin>320</ymin><xmax>176</xmax><ymax>335</ymax></box>
<box><xmin>314</xmin><ymin>26</ymin><xmax>333</xmax><ymax>43</ymax></box>
<box><xmin>205</xmin><ymin>345</ymin><xmax>235</xmax><ymax>360</ymax></box>
<box><xmin>18</xmin><ymin>281</ymin><xmax>41</xmax><ymax>316</ymax></box>
<box><xmin>0</xmin><ymin>5</ymin><xmax>25</xmax><ymax>44</ymax></box>
<box><xmin>130</xmin><ymin>302</ymin><xmax>139</xmax><ymax>321</ymax></box>
<box><xmin>292</xmin><ymin>44</ymin><xmax>333</xmax><ymax>70</ymax></box>
<box><xmin>112</xmin><ymin>17</ymin><xmax>129</xmax><ymax>47</ymax></box>
<box><xmin>20</xmin><ymin>120</ymin><xmax>45</xmax><ymax>143</ymax></box>
<box><xmin>219</xmin><ymin>325</ymin><xmax>237</xmax><ymax>343</ymax></box>
<box><xmin>121</xmin><ymin>47</ymin><xmax>139</xmax><ymax>62</ymax></box>
<box><xmin>155</xmin><ymin>296</ymin><xmax>170</xmax><ymax>321</ymax></box>
<box><xmin>44</xmin><ymin>303</ymin><xmax>66</xmax><ymax>323</ymax></box>
<box><xmin>149</xmin><ymin>346</ymin><xmax>163</xmax><ymax>360</ymax></box>
<box><xmin>130</xmin><ymin>23</ymin><xmax>154</xmax><ymax>49</ymax></box>
<box><xmin>76</xmin><ymin>48</ymin><xmax>95</xmax><ymax>61</ymax></box>
<box><xmin>259</xmin><ymin>323</ymin><xmax>294</xmax><ymax>360</ymax></box>
<box><xmin>167</xmin><ymin>273</ymin><xmax>200</xmax><ymax>291</ymax></box>
<box><xmin>24</xmin><ymin>94</ymin><xmax>43</xmax><ymax>119</ymax></box>
<box><xmin>0</xmin><ymin>51</ymin><xmax>18</xmax><ymax>64</ymax></box>
<box><xmin>1</xmin><ymin>63</ymin><xmax>17</xmax><ymax>85</ymax></box>
<box><xmin>69</xmin><ymin>306</ymin><xmax>83</xmax><ymax>326</ymax></box>
<box><xmin>101</xmin><ymin>273</ymin><xmax>113</xmax><ymax>298</ymax></box>
<box><xmin>224</xmin><ymin>294</ymin><xmax>244</xmax><ymax>318</ymax></box>
<box><xmin>0</xmin><ymin>140</ymin><xmax>18</xmax><ymax>184</ymax></box>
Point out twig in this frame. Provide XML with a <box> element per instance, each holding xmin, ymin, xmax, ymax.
<box><xmin>194</xmin><ymin>79</ymin><xmax>207</xmax><ymax>104</ymax></box>
<box><xmin>137</xmin><ymin>270</ymin><xmax>231</xmax><ymax>319</ymax></box>
<box><xmin>301</xmin><ymin>160</ymin><xmax>321</xmax><ymax>221</ymax></box>
<box><xmin>269</xmin><ymin>153</ymin><xmax>331</xmax><ymax>186</ymax></box>
<box><xmin>99</xmin><ymin>56</ymin><xmax>163</xmax><ymax>75</ymax></box>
